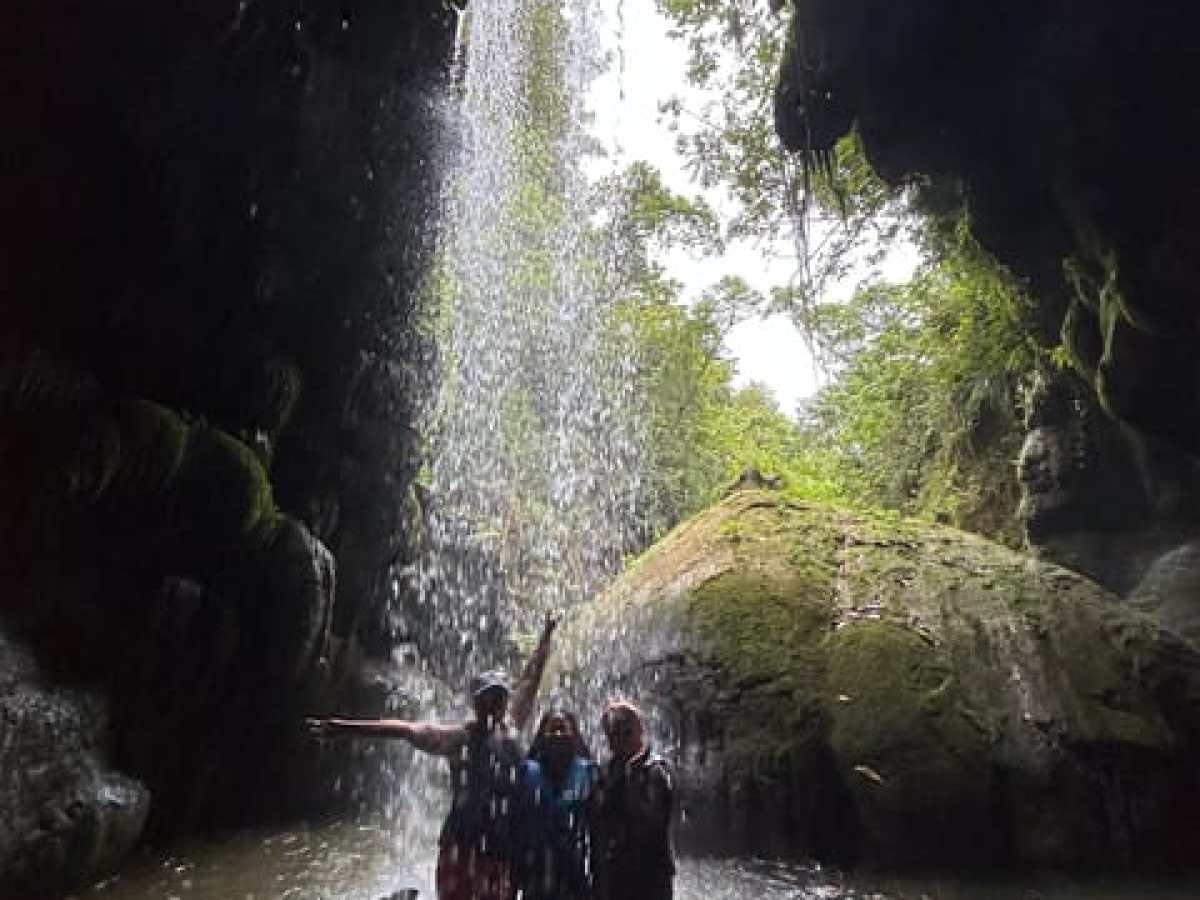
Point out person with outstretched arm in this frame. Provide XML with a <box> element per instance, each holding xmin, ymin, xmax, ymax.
<box><xmin>306</xmin><ymin>613</ymin><xmax>558</xmax><ymax>900</ymax></box>
<box><xmin>590</xmin><ymin>699</ymin><xmax>676</xmax><ymax>900</ymax></box>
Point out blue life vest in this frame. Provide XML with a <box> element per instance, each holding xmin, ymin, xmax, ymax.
<box><xmin>516</xmin><ymin>755</ymin><xmax>599</xmax><ymax>900</ymax></box>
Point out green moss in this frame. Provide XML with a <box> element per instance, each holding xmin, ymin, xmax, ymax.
<box><xmin>826</xmin><ymin>620</ymin><xmax>989</xmax><ymax>812</ymax></box>
<box><xmin>688</xmin><ymin>571</ymin><xmax>832</xmax><ymax>687</ymax></box>
<box><xmin>566</xmin><ymin>488</ymin><xmax>1200</xmax><ymax>865</ymax></box>
<box><xmin>681</xmin><ymin>504</ymin><xmax>840</xmax><ymax>771</ymax></box>
<box><xmin>110</xmin><ymin>399</ymin><xmax>190</xmax><ymax>499</ymax></box>
<box><xmin>174</xmin><ymin>426</ymin><xmax>276</xmax><ymax>539</ymax></box>
<box><xmin>718</xmin><ymin>518</ymin><xmax>746</xmax><ymax>541</ymax></box>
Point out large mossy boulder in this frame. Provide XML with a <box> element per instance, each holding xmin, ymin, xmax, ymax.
<box><xmin>557</xmin><ymin>490</ymin><xmax>1200</xmax><ymax>870</ymax></box>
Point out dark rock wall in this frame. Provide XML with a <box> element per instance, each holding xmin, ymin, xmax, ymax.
<box><xmin>775</xmin><ymin>1</ymin><xmax>1200</xmax><ymax>595</ymax></box>
<box><xmin>1015</xmin><ymin>366</ymin><xmax>1200</xmax><ymax>594</ymax></box>
<box><xmin>1</xmin><ymin>0</ymin><xmax>457</xmax><ymax>886</ymax></box>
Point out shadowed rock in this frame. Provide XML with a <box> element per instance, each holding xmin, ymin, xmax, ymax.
<box><xmin>0</xmin><ymin>631</ymin><xmax>149</xmax><ymax>895</ymax></box>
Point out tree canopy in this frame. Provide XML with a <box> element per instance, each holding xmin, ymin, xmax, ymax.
<box><xmin>603</xmin><ymin>1</ymin><xmax>1052</xmax><ymax>545</ymax></box>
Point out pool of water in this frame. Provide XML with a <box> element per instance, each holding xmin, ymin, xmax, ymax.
<box><xmin>70</xmin><ymin>820</ymin><xmax>1200</xmax><ymax>900</ymax></box>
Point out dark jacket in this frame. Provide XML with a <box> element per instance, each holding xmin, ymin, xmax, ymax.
<box><xmin>590</xmin><ymin>746</ymin><xmax>675</xmax><ymax>900</ymax></box>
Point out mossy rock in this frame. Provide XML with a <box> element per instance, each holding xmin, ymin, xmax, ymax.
<box><xmin>108</xmin><ymin>398</ymin><xmax>190</xmax><ymax>500</ymax></box>
<box><xmin>556</xmin><ymin>491</ymin><xmax>1200</xmax><ymax>870</ymax></box>
<box><xmin>171</xmin><ymin>426</ymin><xmax>275</xmax><ymax>541</ymax></box>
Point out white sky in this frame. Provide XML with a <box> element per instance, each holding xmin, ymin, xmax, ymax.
<box><xmin>585</xmin><ymin>1</ymin><xmax>919</xmax><ymax>415</ymax></box>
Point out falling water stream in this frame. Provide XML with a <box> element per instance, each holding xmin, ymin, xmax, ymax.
<box><xmin>72</xmin><ymin>2</ymin><xmax>1200</xmax><ymax>899</ymax></box>
<box><xmin>407</xmin><ymin>0</ymin><xmax>642</xmax><ymax>687</ymax></box>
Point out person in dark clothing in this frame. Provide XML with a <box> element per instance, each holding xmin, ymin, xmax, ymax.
<box><xmin>514</xmin><ymin>708</ymin><xmax>599</xmax><ymax>900</ymax></box>
<box><xmin>590</xmin><ymin>700</ymin><xmax>675</xmax><ymax>900</ymax></box>
<box><xmin>306</xmin><ymin>614</ymin><xmax>558</xmax><ymax>900</ymax></box>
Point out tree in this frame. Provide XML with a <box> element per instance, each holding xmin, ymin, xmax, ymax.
<box><xmin>655</xmin><ymin>0</ymin><xmax>912</xmax><ymax>306</ymax></box>
<box><xmin>643</xmin><ymin>2</ymin><xmax>1049</xmax><ymax>543</ymax></box>
<box><xmin>799</xmin><ymin>236</ymin><xmax>1043</xmax><ymax>543</ymax></box>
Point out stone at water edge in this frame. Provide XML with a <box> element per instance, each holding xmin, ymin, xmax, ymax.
<box><xmin>555</xmin><ymin>490</ymin><xmax>1200</xmax><ymax>870</ymax></box>
<box><xmin>0</xmin><ymin>629</ymin><xmax>150</xmax><ymax>893</ymax></box>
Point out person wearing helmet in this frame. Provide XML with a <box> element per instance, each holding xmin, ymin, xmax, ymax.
<box><xmin>306</xmin><ymin>613</ymin><xmax>558</xmax><ymax>900</ymax></box>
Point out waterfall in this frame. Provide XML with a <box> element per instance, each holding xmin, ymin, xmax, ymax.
<box><xmin>406</xmin><ymin>0</ymin><xmax>643</xmax><ymax>691</ymax></box>
<box><xmin>347</xmin><ymin>1</ymin><xmax>643</xmax><ymax>874</ymax></box>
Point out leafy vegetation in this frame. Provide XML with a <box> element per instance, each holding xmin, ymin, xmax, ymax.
<box><xmin>655</xmin><ymin>0</ymin><xmax>909</xmax><ymax>305</ymax></box>
<box><xmin>596</xmin><ymin>162</ymin><xmax>844</xmax><ymax>534</ymax></box>
<box><xmin>798</xmin><ymin>239</ymin><xmax>1042</xmax><ymax>543</ymax></box>
<box><xmin>599</xmin><ymin>0</ymin><xmax>1051</xmax><ymax>545</ymax></box>
<box><xmin>433</xmin><ymin>0</ymin><xmax>1048</xmax><ymax>552</ymax></box>
<box><xmin>610</xmin><ymin>174</ymin><xmax>1042</xmax><ymax>544</ymax></box>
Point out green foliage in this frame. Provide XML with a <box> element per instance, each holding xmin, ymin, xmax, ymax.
<box><xmin>613</xmin><ymin>208</ymin><xmax>1041</xmax><ymax>543</ymax></box>
<box><xmin>616</xmin><ymin>291</ymin><xmax>844</xmax><ymax>533</ymax></box>
<box><xmin>433</xmin><ymin>0</ymin><xmax>1045</xmax><ymax>552</ymax></box>
<box><xmin>592</xmin><ymin>160</ymin><xmax>724</xmax><ymax>298</ymax></box>
<box><xmin>654</xmin><ymin>1</ymin><xmax>911</xmax><ymax>302</ymax></box>
<box><xmin>617</xmin><ymin>6</ymin><xmax>1047</xmax><ymax>543</ymax></box>
<box><xmin>798</xmin><ymin>237</ymin><xmax>1042</xmax><ymax>542</ymax></box>
<box><xmin>613</xmin><ymin>296</ymin><xmax>731</xmax><ymax>527</ymax></box>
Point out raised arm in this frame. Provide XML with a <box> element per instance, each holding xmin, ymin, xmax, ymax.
<box><xmin>509</xmin><ymin>612</ymin><xmax>558</xmax><ymax>731</ymax></box>
<box><xmin>306</xmin><ymin>717</ymin><xmax>468</xmax><ymax>757</ymax></box>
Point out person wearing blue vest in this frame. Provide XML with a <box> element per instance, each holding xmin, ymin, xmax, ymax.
<box><xmin>514</xmin><ymin>708</ymin><xmax>599</xmax><ymax>900</ymax></box>
<box><xmin>305</xmin><ymin>614</ymin><xmax>558</xmax><ymax>900</ymax></box>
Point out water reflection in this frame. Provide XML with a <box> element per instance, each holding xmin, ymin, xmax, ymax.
<box><xmin>77</xmin><ymin>821</ymin><xmax>430</xmax><ymax>900</ymax></box>
<box><xmin>78</xmin><ymin>821</ymin><xmax>1198</xmax><ymax>900</ymax></box>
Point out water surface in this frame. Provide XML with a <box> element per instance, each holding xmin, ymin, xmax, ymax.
<box><xmin>77</xmin><ymin>820</ymin><xmax>1198</xmax><ymax>900</ymax></box>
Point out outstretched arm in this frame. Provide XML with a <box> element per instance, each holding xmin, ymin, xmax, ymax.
<box><xmin>305</xmin><ymin>717</ymin><xmax>468</xmax><ymax>757</ymax></box>
<box><xmin>509</xmin><ymin>612</ymin><xmax>558</xmax><ymax>732</ymax></box>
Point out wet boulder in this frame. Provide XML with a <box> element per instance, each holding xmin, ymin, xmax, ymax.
<box><xmin>0</xmin><ymin>630</ymin><xmax>149</xmax><ymax>894</ymax></box>
<box><xmin>557</xmin><ymin>490</ymin><xmax>1200</xmax><ymax>870</ymax></box>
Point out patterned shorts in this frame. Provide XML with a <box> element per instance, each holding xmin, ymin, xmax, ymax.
<box><xmin>435</xmin><ymin>843</ymin><xmax>513</xmax><ymax>900</ymax></box>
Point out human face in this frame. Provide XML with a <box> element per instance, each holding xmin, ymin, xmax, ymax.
<box><xmin>543</xmin><ymin>713</ymin><xmax>574</xmax><ymax>741</ymax></box>
<box><xmin>604</xmin><ymin>709</ymin><xmax>644</xmax><ymax>761</ymax></box>
<box><xmin>541</xmin><ymin>713</ymin><xmax>577</xmax><ymax>764</ymax></box>
<box><xmin>474</xmin><ymin>687</ymin><xmax>508</xmax><ymax>725</ymax></box>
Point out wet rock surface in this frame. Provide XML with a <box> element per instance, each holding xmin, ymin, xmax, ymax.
<box><xmin>1014</xmin><ymin>369</ymin><xmax>1200</xmax><ymax>596</ymax></box>
<box><xmin>775</xmin><ymin>2</ymin><xmax>1200</xmax><ymax>457</ymax></box>
<box><xmin>1</xmin><ymin>0</ymin><xmax>457</xmax><ymax>889</ymax></box>
<box><xmin>0</xmin><ymin>630</ymin><xmax>149</xmax><ymax>896</ymax></box>
<box><xmin>559</xmin><ymin>490</ymin><xmax>1200</xmax><ymax>870</ymax></box>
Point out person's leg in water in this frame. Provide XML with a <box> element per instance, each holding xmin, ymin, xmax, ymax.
<box><xmin>435</xmin><ymin>842</ymin><xmax>513</xmax><ymax>900</ymax></box>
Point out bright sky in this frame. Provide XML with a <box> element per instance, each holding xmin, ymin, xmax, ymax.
<box><xmin>585</xmin><ymin>1</ymin><xmax>918</xmax><ymax>415</ymax></box>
